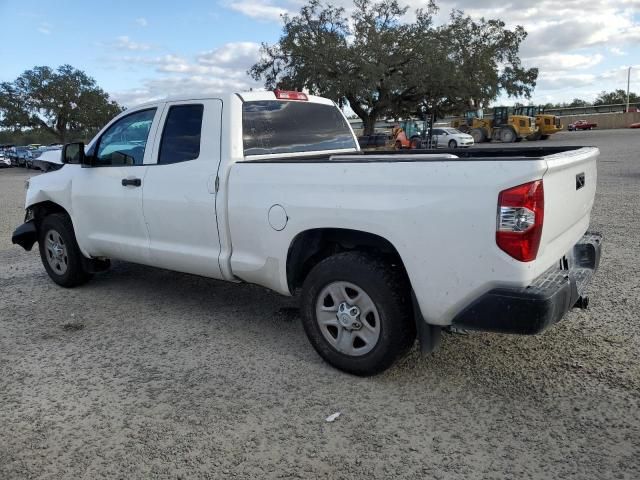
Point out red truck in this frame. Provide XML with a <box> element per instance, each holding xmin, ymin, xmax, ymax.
<box><xmin>568</xmin><ymin>120</ymin><xmax>597</xmax><ymax>131</ymax></box>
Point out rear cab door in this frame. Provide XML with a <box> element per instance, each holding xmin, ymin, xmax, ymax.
<box><xmin>142</xmin><ymin>99</ymin><xmax>224</xmax><ymax>278</ymax></box>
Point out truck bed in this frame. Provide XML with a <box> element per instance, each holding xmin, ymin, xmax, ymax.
<box><xmin>243</xmin><ymin>146</ymin><xmax>590</xmax><ymax>163</ymax></box>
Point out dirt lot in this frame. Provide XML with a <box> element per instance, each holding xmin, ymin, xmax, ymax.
<box><xmin>1</xmin><ymin>129</ymin><xmax>639</xmax><ymax>479</ymax></box>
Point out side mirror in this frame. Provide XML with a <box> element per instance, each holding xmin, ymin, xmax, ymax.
<box><xmin>62</xmin><ymin>142</ymin><xmax>87</xmax><ymax>165</ymax></box>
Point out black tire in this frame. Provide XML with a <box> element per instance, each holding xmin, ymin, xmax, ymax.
<box><xmin>300</xmin><ymin>252</ymin><xmax>416</xmax><ymax>376</ymax></box>
<box><xmin>540</xmin><ymin>135</ymin><xmax>550</xmax><ymax>140</ymax></box>
<box><xmin>526</xmin><ymin>130</ymin><xmax>542</xmax><ymax>141</ymax></box>
<box><xmin>38</xmin><ymin>213</ymin><xmax>92</xmax><ymax>288</ymax></box>
<box><xmin>470</xmin><ymin>128</ymin><xmax>485</xmax><ymax>143</ymax></box>
<box><xmin>394</xmin><ymin>140</ymin><xmax>403</xmax><ymax>150</ymax></box>
<box><xmin>448</xmin><ymin>139</ymin><xmax>457</xmax><ymax>149</ymax></box>
<box><xmin>500</xmin><ymin>127</ymin><xmax>516</xmax><ymax>143</ymax></box>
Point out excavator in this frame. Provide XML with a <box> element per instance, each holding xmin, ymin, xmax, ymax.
<box><xmin>450</xmin><ymin>107</ymin><xmax>535</xmax><ymax>143</ymax></box>
<box><xmin>513</xmin><ymin>105</ymin><xmax>563</xmax><ymax>140</ymax></box>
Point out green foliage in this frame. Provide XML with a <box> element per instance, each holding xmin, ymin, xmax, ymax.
<box><xmin>542</xmin><ymin>92</ymin><xmax>639</xmax><ymax>110</ymax></box>
<box><xmin>250</xmin><ymin>0</ymin><xmax>537</xmax><ymax>134</ymax></box>
<box><xmin>594</xmin><ymin>89</ymin><xmax>639</xmax><ymax>106</ymax></box>
<box><xmin>0</xmin><ymin>65</ymin><xmax>123</xmax><ymax>143</ymax></box>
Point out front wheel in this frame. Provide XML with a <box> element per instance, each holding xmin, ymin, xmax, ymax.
<box><xmin>448</xmin><ymin>139</ymin><xmax>457</xmax><ymax>149</ymax></box>
<box><xmin>38</xmin><ymin>214</ymin><xmax>92</xmax><ymax>288</ymax></box>
<box><xmin>300</xmin><ymin>252</ymin><xmax>416</xmax><ymax>376</ymax></box>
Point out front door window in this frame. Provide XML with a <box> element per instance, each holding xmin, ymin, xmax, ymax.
<box><xmin>94</xmin><ymin>109</ymin><xmax>156</xmax><ymax>166</ymax></box>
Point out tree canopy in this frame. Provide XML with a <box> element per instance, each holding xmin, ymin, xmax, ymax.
<box><xmin>541</xmin><ymin>91</ymin><xmax>639</xmax><ymax>110</ymax></box>
<box><xmin>0</xmin><ymin>65</ymin><xmax>123</xmax><ymax>143</ymax></box>
<box><xmin>594</xmin><ymin>89</ymin><xmax>639</xmax><ymax>106</ymax></box>
<box><xmin>250</xmin><ymin>0</ymin><xmax>538</xmax><ymax>134</ymax></box>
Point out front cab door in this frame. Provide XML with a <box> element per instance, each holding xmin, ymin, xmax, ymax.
<box><xmin>72</xmin><ymin>107</ymin><xmax>162</xmax><ymax>263</ymax></box>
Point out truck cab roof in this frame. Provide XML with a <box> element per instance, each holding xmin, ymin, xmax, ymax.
<box><xmin>130</xmin><ymin>91</ymin><xmax>336</xmax><ymax>110</ymax></box>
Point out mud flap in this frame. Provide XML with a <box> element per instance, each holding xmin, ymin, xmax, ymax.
<box><xmin>11</xmin><ymin>221</ymin><xmax>38</xmax><ymax>251</ymax></box>
<box><xmin>411</xmin><ymin>290</ymin><xmax>442</xmax><ymax>354</ymax></box>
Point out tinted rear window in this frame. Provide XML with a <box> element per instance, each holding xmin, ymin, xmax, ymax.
<box><xmin>242</xmin><ymin>101</ymin><xmax>356</xmax><ymax>156</ymax></box>
<box><xmin>159</xmin><ymin>104</ymin><xmax>203</xmax><ymax>164</ymax></box>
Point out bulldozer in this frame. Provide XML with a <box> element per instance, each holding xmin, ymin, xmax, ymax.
<box><xmin>450</xmin><ymin>107</ymin><xmax>535</xmax><ymax>143</ymax></box>
<box><xmin>513</xmin><ymin>105</ymin><xmax>563</xmax><ymax>140</ymax></box>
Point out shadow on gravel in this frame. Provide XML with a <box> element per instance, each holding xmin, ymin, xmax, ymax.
<box><xmin>29</xmin><ymin>259</ymin><xmax>633</xmax><ymax>402</ymax></box>
<box><xmin>61</xmin><ymin>322</ymin><xmax>85</xmax><ymax>332</ymax></box>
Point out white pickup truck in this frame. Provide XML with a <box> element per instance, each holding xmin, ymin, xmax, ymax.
<box><xmin>13</xmin><ymin>90</ymin><xmax>602</xmax><ymax>375</ymax></box>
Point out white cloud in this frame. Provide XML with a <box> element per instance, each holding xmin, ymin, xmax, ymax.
<box><xmin>111</xmin><ymin>42</ymin><xmax>264</xmax><ymax>106</ymax></box>
<box><xmin>135</xmin><ymin>17</ymin><xmax>148</xmax><ymax>27</ymax></box>
<box><xmin>113</xmin><ymin>36</ymin><xmax>154</xmax><ymax>51</ymax></box>
<box><xmin>227</xmin><ymin>0</ymin><xmax>289</xmax><ymax>21</ymax></box>
<box><xmin>37</xmin><ymin>22</ymin><xmax>52</xmax><ymax>35</ymax></box>
<box><xmin>609</xmin><ymin>47</ymin><xmax>627</xmax><ymax>56</ymax></box>
<box><xmin>197</xmin><ymin>42</ymin><xmax>263</xmax><ymax>68</ymax></box>
<box><xmin>524</xmin><ymin>53</ymin><xmax>604</xmax><ymax>72</ymax></box>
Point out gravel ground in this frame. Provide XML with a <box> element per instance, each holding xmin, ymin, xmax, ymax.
<box><xmin>1</xmin><ymin>129</ymin><xmax>639</xmax><ymax>479</ymax></box>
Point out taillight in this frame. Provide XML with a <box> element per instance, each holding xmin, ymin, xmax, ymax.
<box><xmin>274</xmin><ymin>90</ymin><xmax>308</xmax><ymax>101</ymax></box>
<box><xmin>496</xmin><ymin>180</ymin><xmax>544</xmax><ymax>262</ymax></box>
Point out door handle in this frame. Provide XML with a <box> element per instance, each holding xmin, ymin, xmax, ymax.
<box><xmin>121</xmin><ymin>178</ymin><xmax>142</xmax><ymax>187</ymax></box>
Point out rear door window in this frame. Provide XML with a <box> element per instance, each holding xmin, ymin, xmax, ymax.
<box><xmin>242</xmin><ymin>101</ymin><xmax>356</xmax><ymax>156</ymax></box>
<box><xmin>158</xmin><ymin>104</ymin><xmax>204</xmax><ymax>165</ymax></box>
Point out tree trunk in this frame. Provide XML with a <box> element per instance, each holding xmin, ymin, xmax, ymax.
<box><xmin>362</xmin><ymin>114</ymin><xmax>377</xmax><ymax>136</ymax></box>
<box><xmin>345</xmin><ymin>94</ymin><xmax>377</xmax><ymax>137</ymax></box>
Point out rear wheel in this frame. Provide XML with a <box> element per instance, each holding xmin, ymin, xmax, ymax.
<box><xmin>300</xmin><ymin>252</ymin><xmax>416</xmax><ymax>376</ymax></box>
<box><xmin>38</xmin><ymin>214</ymin><xmax>92</xmax><ymax>288</ymax></box>
<box><xmin>394</xmin><ymin>140</ymin><xmax>403</xmax><ymax>150</ymax></box>
<box><xmin>500</xmin><ymin>127</ymin><xmax>516</xmax><ymax>143</ymax></box>
<box><xmin>540</xmin><ymin>135</ymin><xmax>550</xmax><ymax>140</ymax></box>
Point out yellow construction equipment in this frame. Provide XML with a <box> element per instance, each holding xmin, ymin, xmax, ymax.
<box><xmin>450</xmin><ymin>107</ymin><xmax>535</xmax><ymax>143</ymax></box>
<box><xmin>514</xmin><ymin>106</ymin><xmax>563</xmax><ymax>140</ymax></box>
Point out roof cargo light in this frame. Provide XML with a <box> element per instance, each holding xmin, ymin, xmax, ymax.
<box><xmin>274</xmin><ymin>90</ymin><xmax>308</xmax><ymax>101</ymax></box>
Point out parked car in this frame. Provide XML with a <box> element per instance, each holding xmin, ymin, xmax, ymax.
<box><xmin>0</xmin><ymin>153</ymin><xmax>11</xmax><ymax>168</ymax></box>
<box><xmin>11</xmin><ymin>147</ymin><xmax>33</xmax><ymax>167</ymax></box>
<box><xmin>629</xmin><ymin>122</ymin><xmax>640</xmax><ymax>129</ymax></box>
<box><xmin>12</xmin><ymin>90</ymin><xmax>602</xmax><ymax>375</ymax></box>
<box><xmin>431</xmin><ymin>127</ymin><xmax>474</xmax><ymax>148</ymax></box>
<box><xmin>568</xmin><ymin>120</ymin><xmax>597</xmax><ymax>131</ymax></box>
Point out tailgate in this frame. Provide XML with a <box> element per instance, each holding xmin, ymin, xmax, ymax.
<box><xmin>537</xmin><ymin>147</ymin><xmax>598</xmax><ymax>270</ymax></box>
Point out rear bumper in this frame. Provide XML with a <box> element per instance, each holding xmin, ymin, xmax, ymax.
<box><xmin>451</xmin><ymin>232</ymin><xmax>602</xmax><ymax>334</ymax></box>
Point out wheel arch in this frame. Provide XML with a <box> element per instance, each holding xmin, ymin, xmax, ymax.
<box><xmin>288</xmin><ymin>228</ymin><xmax>442</xmax><ymax>355</ymax></box>
<box><xmin>286</xmin><ymin>228</ymin><xmax>408</xmax><ymax>294</ymax></box>
<box><xmin>28</xmin><ymin>201</ymin><xmax>71</xmax><ymax>230</ymax></box>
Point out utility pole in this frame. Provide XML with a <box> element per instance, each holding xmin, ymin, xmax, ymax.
<box><xmin>627</xmin><ymin>67</ymin><xmax>631</xmax><ymax>113</ymax></box>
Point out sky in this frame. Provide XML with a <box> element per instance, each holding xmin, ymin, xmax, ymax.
<box><xmin>0</xmin><ymin>0</ymin><xmax>639</xmax><ymax>108</ymax></box>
